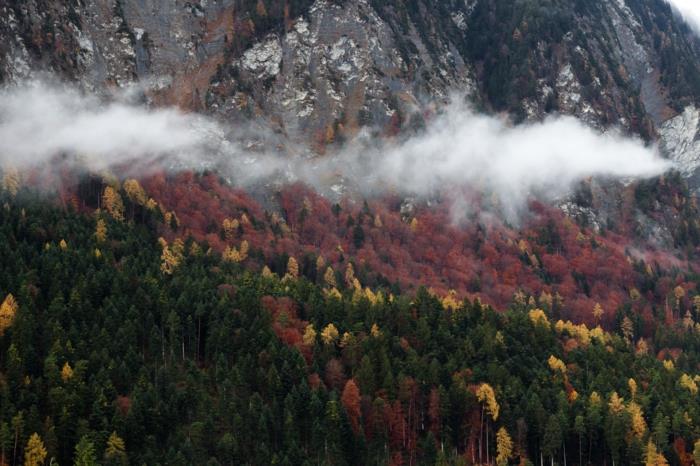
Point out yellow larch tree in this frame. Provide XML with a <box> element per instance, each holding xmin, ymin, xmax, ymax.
<box><xmin>0</xmin><ymin>293</ymin><xmax>18</xmax><ymax>336</ymax></box>
<box><xmin>60</xmin><ymin>362</ymin><xmax>73</xmax><ymax>382</ymax></box>
<box><xmin>324</xmin><ymin>267</ymin><xmax>337</xmax><ymax>288</ymax></box>
<box><xmin>320</xmin><ymin>323</ymin><xmax>339</xmax><ymax>345</ymax></box>
<box><xmin>476</xmin><ymin>383</ymin><xmax>499</xmax><ymax>421</ymax></box>
<box><xmin>302</xmin><ymin>324</ymin><xmax>317</xmax><ymax>346</ymax></box>
<box><xmin>104</xmin><ymin>431</ymin><xmax>127</xmax><ymax>462</ymax></box>
<box><xmin>593</xmin><ymin>302</ymin><xmax>604</xmax><ymax>324</ymax></box>
<box><xmin>496</xmin><ymin>427</ymin><xmax>513</xmax><ymax>466</ymax></box>
<box><xmin>344</xmin><ymin>263</ymin><xmax>355</xmax><ymax>288</ymax></box>
<box><xmin>608</xmin><ymin>392</ymin><xmax>625</xmax><ymax>415</ymax></box>
<box><xmin>644</xmin><ymin>439</ymin><xmax>669</xmax><ymax>466</ymax></box>
<box><xmin>528</xmin><ymin>309</ymin><xmax>550</xmax><ymax>327</ymax></box>
<box><xmin>628</xmin><ymin>378</ymin><xmax>638</xmax><ymax>399</ymax></box>
<box><xmin>261</xmin><ymin>265</ymin><xmax>274</xmax><ymax>278</ymax></box>
<box><xmin>621</xmin><ymin>316</ymin><xmax>635</xmax><ymax>343</ymax></box>
<box><xmin>23</xmin><ymin>433</ymin><xmax>47</xmax><ymax>466</ymax></box>
<box><xmin>627</xmin><ymin>401</ymin><xmax>647</xmax><ymax>439</ymax></box>
<box><xmin>548</xmin><ymin>355</ymin><xmax>567</xmax><ymax>375</ymax></box>
<box><xmin>679</xmin><ymin>373</ymin><xmax>698</xmax><ymax>395</ymax></box>
<box><xmin>102</xmin><ymin>186</ymin><xmax>125</xmax><ymax>221</ymax></box>
<box><xmin>95</xmin><ymin>218</ymin><xmax>107</xmax><ymax>243</ymax></box>
<box><xmin>222</xmin><ymin>218</ymin><xmax>240</xmax><ymax>241</ymax></box>
<box><xmin>287</xmin><ymin>257</ymin><xmax>299</xmax><ymax>279</ymax></box>
<box><xmin>123</xmin><ymin>179</ymin><xmax>147</xmax><ymax>206</ymax></box>
<box><xmin>223</xmin><ymin>241</ymin><xmax>249</xmax><ymax>263</ymax></box>
<box><xmin>159</xmin><ymin>238</ymin><xmax>184</xmax><ymax>275</ymax></box>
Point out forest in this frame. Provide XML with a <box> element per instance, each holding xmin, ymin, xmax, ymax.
<box><xmin>0</xmin><ymin>171</ymin><xmax>698</xmax><ymax>465</ymax></box>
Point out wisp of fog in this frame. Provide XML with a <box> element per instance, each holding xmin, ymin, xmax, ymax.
<box><xmin>0</xmin><ymin>80</ymin><xmax>671</xmax><ymax>220</ymax></box>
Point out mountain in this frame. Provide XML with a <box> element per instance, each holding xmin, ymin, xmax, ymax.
<box><xmin>1</xmin><ymin>1</ymin><xmax>700</xmax><ymax>465</ymax></box>
<box><xmin>3</xmin><ymin>0</ymin><xmax>700</xmax><ymax>154</ymax></box>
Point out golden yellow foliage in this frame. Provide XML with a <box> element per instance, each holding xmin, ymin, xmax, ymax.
<box><xmin>442</xmin><ymin>290</ymin><xmax>460</xmax><ymax>310</ymax></box>
<box><xmin>24</xmin><ymin>433</ymin><xmax>47</xmax><ymax>466</ymax></box>
<box><xmin>325</xmin><ymin>287</ymin><xmax>343</xmax><ymax>300</ymax></box>
<box><xmin>555</xmin><ymin>320</ymin><xmax>591</xmax><ymax>347</ymax></box>
<box><xmin>663</xmin><ymin>360</ymin><xmax>675</xmax><ymax>371</ymax></box>
<box><xmin>287</xmin><ymin>257</ymin><xmax>299</xmax><ymax>279</ymax></box>
<box><xmin>105</xmin><ymin>432</ymin><xmax>127</xmax><ymax>460</ymax></box>
<box><xmin>548</xmin><ymin>355</ymin><xmax>567</xmax><ymax>374</ymax></box>
<box><xmin>628</xmin><ymin>401</ymin><xmax>647</xmax><ymax>438</ymax></box>
<box><xmin>0</xmin><ymin>293</ymin><xmax>18</xmax><ymax>336</ymax></box>
<box><xmin>222</xmin><ymin>218</ymin><xmax>240</xmax><ymax>241</ymax></box>
<box><xmin>476</xmin><ymin>383</ymin><xmax>499</xmax><ymax>421</ymax></box>
<box><xmin>102</xmin><ymin>186</ymin><xmax>125</xmax><ymax>221</ymax></box>
<box><xmin>374</xmin><ymin>214</ymin><xmax>383</xmax><ymax>228</ymax></box>
<box><xmin>539</xmin><ymin>291</ymin><xmax>553</xmax><ymax>310</ymax></box>
<box><xmin>590</xmin><ymin>326</ymin><xmax>607</xmax><ymax>343</ymax></box>
<box><xmin>608</xmin><ymin>392</ymin><xmax>625</xmax><ymax>415</ymax></box>
<box><xmin>680</xmin><ymin>373</ymin><xmax>698</xmax><ymax>395</ymax></box>
<box><xmin>644</xmin><ymin>439</ymin><xmax>669</xmax><ymax>466</ymax></box>
<box><xmin>345</xmin><ymin>263</ymin><xmax>355</xmax><ymax>288</ymax></box>
<box><xmin>94</xmin><ymin>248</ymin><xmax>102</xmax><ymax>259</ymax></box>
<box><xmin>321</xmin><ymin>323</ymin><xmax>339</xmax><ymax>345</ymax></box>
<box><xmin>410</xmin><ymin>218</ymin><xmax>419</xmax><ymax>231</ymax></box>
<box><xmin>589</xmin><ymin>391</ymin><xmax>602</xmax><ymax>407</ymax></box>
<box><xmin>628</xmin><ymin>378</ymin><xmax>638</xmax><ymax>399</ymax></box>
<box><xmin>496</xmin><ymin>427</ymin><xmax>513</xmax><ymax>466</ymax></box>
<box><xmin>59</xmin><ymin>239</ymin><xmax>68</xmax><ymax>250</ymax></box>
<box><xmin>123</xmin><ymin>179</ymin><xmax>147</xmax><ymax>205</ymax></box>
<box><xmin>262</xmin><ymin>266</ymin><xmax>274</xmax><ymax>278</ymax></box>
<box><xmin>370</xmin><ymin>323</ymin><xmax>382</xmax><ymax>338</ymax></box>
<box><xmin>621</xmin><ymin>316</ymin><xmax>634</xmax><ymax>342</ymax></box>
<box><xmin>223</xmin><ymin>241</ymin><xmax>249</xmax><ymax>263</ymax></box>
<box><xmin>61</xmin><ymin>362</ymin><xmax>73</xmax><ymax>382</ymax></box>
<box><xmin>529</xmin><ymin>309</ymin><xmax>550</xmax><ymax>327</ymax></box>
<box><xmin>593</xmin><ymin>302</ymin><xmax>604</xmax><ymax>323</ymax></box>
<box><xmin>160</xmin><ymin>238</ymin><xmax>184</xmax><ymax>275</ymax></box>
<box><xmin>95</xmin><ymin>218</ymin><xmax>107</xmax><ymax>243</ymax></box>
<box><xmin>324</xmin><ymin>267</ymin><xmax>337</xmax><ymax>288</ymax></box>
<box><xmin>302</xmin><ymin>324</ymin><xmax>317</xmax><ymax>346</ymax></box>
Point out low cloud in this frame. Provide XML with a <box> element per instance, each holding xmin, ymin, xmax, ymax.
<box><xmin>0</xmin><ymin>80</ymin><xmax>224</xmax><ymax>173</ymax></box>
<box><xmin>0</xmin><ymin>80</ymin><xmax>671</xmax><ymax>221</ymax></box>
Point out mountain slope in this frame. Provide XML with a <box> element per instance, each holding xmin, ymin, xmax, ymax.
<box><xmin>3</xmin><ymin>0</ymin><xmax>700</xmax><ymax>147</ymax></box>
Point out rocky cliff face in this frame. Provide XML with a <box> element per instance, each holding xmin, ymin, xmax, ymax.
<box><xmin>3</xmin><ymin>0</ymin><xmax>700</xmax><ymax>180</ymax></box>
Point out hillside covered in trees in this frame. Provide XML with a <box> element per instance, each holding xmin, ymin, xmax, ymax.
<box><xmin>0</xmin><ymin>173</ymin><xmax>699</xmax><ymax>465</ymax></box>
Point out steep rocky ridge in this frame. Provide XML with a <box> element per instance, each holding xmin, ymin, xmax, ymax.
<box><xmin>5</xmin><ymin>0</ymin><xmax>700</xmax><ymax>197</ymax></box>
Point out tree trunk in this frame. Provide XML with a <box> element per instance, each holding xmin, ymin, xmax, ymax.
<box><xmin>479</xmin><ymin>406</ymin><xmax>485</xmax><ymax>464</ymax></box>
<box><xmin>486</xmin><ymin>419</ymin><xmax>490</xmax><ymax>465</ymax></box>
<box><xmin>579</xmin><ymin>434</ymin><xmax>582</xmax><ymax>466</ymax></box>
